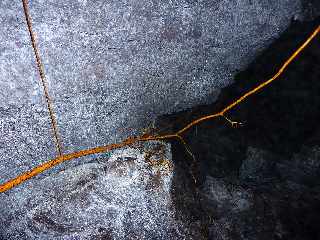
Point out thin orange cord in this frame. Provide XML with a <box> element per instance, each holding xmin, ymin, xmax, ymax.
<box><xmin>22</xmin><ymin>0</ymin><xmax>63</xmax><ymax>156</ymax></box>
<box><xmin>0</xmin><ymin>18</ymin><xmax>319</xmax><ymax>192</ymax></box>
<box><xmin>176</xmin><ymin>25</ymin><xmax>320</xmax><ymax>135</ymax></box>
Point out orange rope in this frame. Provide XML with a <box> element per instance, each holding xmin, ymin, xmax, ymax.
<box><xmin>177</xmin><ymin>25</ymin><xmax>320</xmax><ymax>135</ymax></box>
<box><xmin>22</xmin><ymin>0</ymin><xmax>63</xmax><ymax>156</ymax></box>
<box><xmin>0</xmin><ymin>11</ymin><xmax>318</xmax><ymax>192</ymax></box>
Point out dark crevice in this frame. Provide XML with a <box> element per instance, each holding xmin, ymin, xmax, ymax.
<box><xmin>158</xmin><ymin>17</ymin><xmax>320</xmax><ymax>239</ymax></box>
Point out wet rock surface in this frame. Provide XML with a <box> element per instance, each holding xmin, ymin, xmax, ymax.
<box><xmin>157</xmin><ymin>17</ymin><xmax>320</xmax><ymax>239</ymax></box>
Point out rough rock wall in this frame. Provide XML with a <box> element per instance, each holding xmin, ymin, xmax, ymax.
<box><xmin>0</xmin><ymin>0</ymin><xmax>312</xmax><ymax>185</ymax></box>
<box><xmin>162</xmin><ymin>17</ymin><xmax>320</xmax><ymax>239</ymax></box>
<box><xmin>0</xmin><ymin>141</ymin><xmax>189</xmax><ymax>239</ymax></box>
<box><xmin>1</xmin><ymin>2</ymin><xmax>320</xmax><ymax>240</ymax></box>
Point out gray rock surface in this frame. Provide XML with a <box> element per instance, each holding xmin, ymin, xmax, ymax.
<box><xmin>0</xmin><ymin>141</ymin><xmax>188</xmax><ymax>239</ymax></box>
<box><xmin>202</xmin><ymin>145</ymin><xmax>320</xmax><ymax>240</ymax></box>
<box><xmin>0</xmin><ymin>0</ymin><xmax>314</xmax><ymax>184</ymax></box>
<box><xmin>1</xmin><ymin>1</ymin><xmax>320</xmax><ymax>240</ymax></box>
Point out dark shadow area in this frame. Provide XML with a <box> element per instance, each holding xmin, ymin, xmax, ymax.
<box><xmin>157</xmin><ymin>17</ymin><xmax>320</xmax><ymax>239</ymax></box>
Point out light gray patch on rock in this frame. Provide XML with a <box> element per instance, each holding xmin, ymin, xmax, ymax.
<box><xmin>0</xmin><ymin>141</ymin><xmax>188</xmax><ymax>239</ymax></box>
<box><xmin>203</xmin><ymin>176</ymin><xmax>253</xmax><ymax>216</ymax></box>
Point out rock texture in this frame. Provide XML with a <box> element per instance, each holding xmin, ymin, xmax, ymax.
<box><xmin>160</xmin><ymin>17</ymin><xmax>320</xmax><ymax>239</ymax></box>
<box><xmin>0</xmin><ymin>141</ymin><xmax>189</xmax><ymax>239</ymax></box>
<box><xmin>202</xmin><ymin>145</ymin><xmax>320</xmax><ymax>240</ymax></box>
<box><xmin>1</xmin><ymin>2</ymin><xmax>320</xmax><ymax>240</ymax></box>
<box><xmin>0</xmin><ymin>0</ymin><xmax>317</xmax><ymax>184</ymax></box>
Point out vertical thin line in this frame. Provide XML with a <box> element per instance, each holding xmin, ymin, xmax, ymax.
<box><xmin>22</xmin><ymin>0</ymin><xmax>63</xmax><ymax>156</ymax></box>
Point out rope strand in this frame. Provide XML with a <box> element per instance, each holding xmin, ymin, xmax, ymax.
<box><xmin>22</xmin><ymin>0</ymin><xmax>63</xmax><ymax>156</ymax></box>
